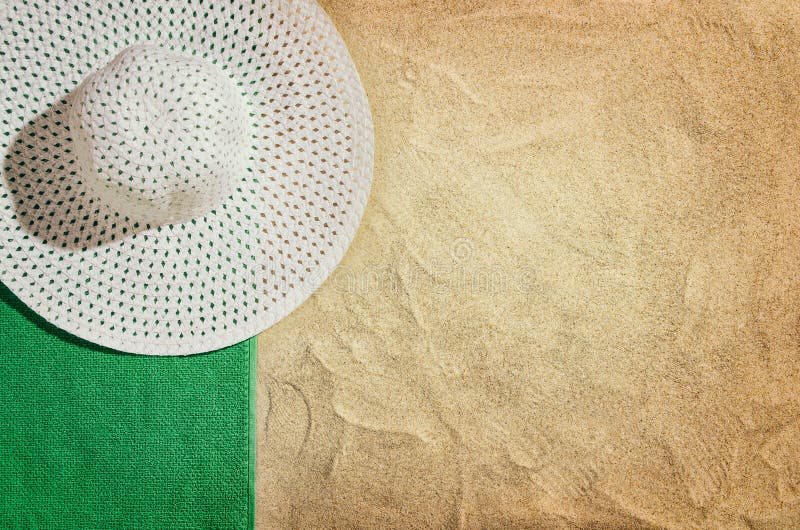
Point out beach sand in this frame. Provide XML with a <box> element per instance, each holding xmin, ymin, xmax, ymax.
<box><xmin>256</xmin><ymin>2</ymin><xmax>800</xmax><ymax>527</ymax></box>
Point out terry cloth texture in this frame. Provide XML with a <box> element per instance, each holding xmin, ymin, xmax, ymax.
<box><xmin>0</xmin><ymin>282</ymin><xmax>256</xmax><ymax>529</ymax></box>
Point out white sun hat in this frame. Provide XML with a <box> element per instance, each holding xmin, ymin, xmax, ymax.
<box><xmin>0</xmin><ymin>1</ymin><xmax>373</xmax><ymax>355</ymax></box>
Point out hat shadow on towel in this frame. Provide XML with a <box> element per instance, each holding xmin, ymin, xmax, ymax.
<box><xmin>3</xmin><ymin>95</ymin><xmax>149</xmax><ymax>251</ymax></box>
<box><xmin>0</xmin><ymin>280</ymin><xmax>133</xmax><ymax>356</ymax></box>
<box><xmin>1</xmin><ymin>280</ymin><xmax>216</xmax><ymax>358</ymax></box>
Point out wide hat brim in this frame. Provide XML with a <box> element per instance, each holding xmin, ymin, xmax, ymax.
<box><xmin>0</xmin><ymin>0</ymin><xmax>373</xmax><ymax>355</ymax></box>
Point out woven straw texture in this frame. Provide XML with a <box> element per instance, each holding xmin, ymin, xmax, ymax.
<box><xmin>0</xmin><ymin>0</ymin><xmax>373</xmax><ymax>355</ymax></box>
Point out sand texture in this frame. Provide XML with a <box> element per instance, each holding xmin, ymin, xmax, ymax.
<box><xmin>256</xmin><ymin>1</ymin><xmax>800</xmax><ymax>528</ymax></box>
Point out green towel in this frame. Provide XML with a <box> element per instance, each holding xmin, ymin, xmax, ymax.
<box><xmin>0</xmin><ymin>283</ymin><xmax>256</xmax><ymax>529</ymax></box>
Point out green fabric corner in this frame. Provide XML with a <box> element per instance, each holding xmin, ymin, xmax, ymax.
<box><xmin>0</xmin><ymin>283</ymin><xmax>256</xmax><ymax>529</ymax></box>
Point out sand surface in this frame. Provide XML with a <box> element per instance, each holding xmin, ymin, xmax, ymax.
<box><xmin>256</xmin><ymin>1</ymin><xmax>800</xmax><ymax>528</ymax></box>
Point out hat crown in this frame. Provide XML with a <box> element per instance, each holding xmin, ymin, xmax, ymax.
<box><xmin>69</xmin><ymin>44</ymin><xmax>250</xmax><ymax>225</ymax></box>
